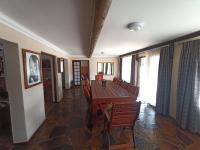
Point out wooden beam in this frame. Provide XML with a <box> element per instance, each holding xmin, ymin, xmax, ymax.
<box><xmin>88</xmin><ymin>0</ymin><xmax>112</xmax><ymax>58</ymax></box>
<box><xmin>120</xmin><ymin>30</ymin><xmax>200</xmax><ymax>57</ymax></box>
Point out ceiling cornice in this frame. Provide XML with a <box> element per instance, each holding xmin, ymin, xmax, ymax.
<box><xmin>0</xmin><ymin>12</ymin><xmax>69</xmax><ymax>56</ymax></box>
<box><xmin>120</xmin><ymin>30</ymin><xmax>200</xmax><ymax>57</ymax></box>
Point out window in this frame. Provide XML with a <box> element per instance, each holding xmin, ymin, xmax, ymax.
<box><xmin>97</xmin><ymin>62</ymin><xmax>114</xmax><ymax>75</ymax></box>
<box><xmin>122</xmin><ymin>56</ymin><xmax>132</xmax><ymax>82</ymax></box>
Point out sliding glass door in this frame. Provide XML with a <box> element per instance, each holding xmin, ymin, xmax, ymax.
<box><xmin>137</xmin><ymin>50</ymin><xmax>160</xmax><ymax>106</ymax></box>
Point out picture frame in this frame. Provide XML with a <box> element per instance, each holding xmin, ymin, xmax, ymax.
<box><xmin>22</xmin><ymin>49</ymin><xmax>42</xmax><ymax>89</ymax></box>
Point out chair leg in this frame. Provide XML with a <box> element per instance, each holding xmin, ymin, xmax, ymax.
<box><xmin>131</xmin><ymin>127</ymin><xmax>135</xmax><ymax>148</ymax></box>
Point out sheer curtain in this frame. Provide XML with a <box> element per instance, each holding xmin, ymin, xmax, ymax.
<box><xmin>122</xmin><ymin>56</ymin><xmax>132</xmax><ymax>82</ymax></box>
<box><xmin>138</xmin><ymin>49</ymin><xmax>160</xmax><ymax>106</ymax></box>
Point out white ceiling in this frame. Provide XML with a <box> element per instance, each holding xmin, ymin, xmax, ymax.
<box><xmin>94</xmin><ymin>0</ymin><xmax>200</xmax><ymax>56</ymax></box>
<box><xmin>0</xmin><ymin>0</ymin><xmax>93</xmax><ymax>56</ymax></box>
<box><xmin>0</xmin><ymin>0</ymin><xmax>200</xmax><ymax>57</ymax></box>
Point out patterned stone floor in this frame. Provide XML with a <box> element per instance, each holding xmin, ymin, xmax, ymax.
<box><xmin>1</xmin><ymin>87</ymin><xmax>200</xmax><ymax>150</ymax></box>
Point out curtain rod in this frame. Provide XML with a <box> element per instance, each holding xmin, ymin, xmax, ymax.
<box><xmin>120</xmin><ymin>30</ymin><xmax>200</xmax><ymax>58</ymax></box>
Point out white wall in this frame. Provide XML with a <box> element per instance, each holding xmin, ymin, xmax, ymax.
<box><xmin>1</xmin><ymin>40</ymin><xmax>27</xmax><ymax>143</ymax></box>
<box><xmin>64</xmin><ymin>59</ymin><xmax>70</xmax><ymax>89</ymax></box>
<box><xmin>0</xmin><ymin>22</ymin><xmax>69</xmax><ymax>143</ymax></box>
<box><xmin>69</xmin><ymin>57</ymin><xmax>119</xmax><ymax>86</ymax></box>
<box><xmin>56</xmin><ymin>73</ymin><xmax>63</xmax><ymax>102</ymax></box>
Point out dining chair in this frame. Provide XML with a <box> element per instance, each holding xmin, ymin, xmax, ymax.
<box><xmin>113</xmin><ymin>77</ymin><xmax>119</xmax><ymax>84</ymax></box>
<box><xmin>102</xmin><ymin>101</ymin><xmax>141</xmax><ymax>149</ymax></box>
<box><xmin>113</xmin><ymin>77</ymin><xmax>118</xmax><ymax>83</ymax></box>
<box><xmin>82</xmin><ymin>78</ymin><xmax>91</xmax><ymax>93</ymax></box>
<box><xmin>83</xmin><ymin>85</ymin><xmax>93</xmax><ymax>129</ymax></box>
<box><xmin>95</xmin><ymin>74</ymin><xmax>104</xmax><ymax>81</ymax></box>
<box><xmin>83</xmin><ymin>85</ymin><xmax>91</xmax><ymax>105</ymax></box>
<box><xmin>118</xmin><ymin>79</ymin><xmax>123</xmax><ymax>86</ymax></box>
<box><xmin>127</xmin><ymin>85</ymin><xmax>139</xmax><ymax>98</ymax></box>
<box><xmin>120</xmin><ymin>81</ymin><xmax>129</xmax><ymax>89</ymax></box>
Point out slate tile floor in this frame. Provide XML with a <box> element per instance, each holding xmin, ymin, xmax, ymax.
<box><xmin>1</xmin><ymin>87</ymin><xmax>200</xmax><ymax>150</ymax></box>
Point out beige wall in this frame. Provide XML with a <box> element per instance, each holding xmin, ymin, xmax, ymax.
<box><xmin>169</xmin><ymin>44</ymin><xmax>182</xmax><ymax>118</ymax></box>
<box><xmin>69</xmin><ymin>57</ymin><xmax>119</xmax><ymax>85</ymax></box>
<box><xmin>0</xmin><ymin>22</ymin><xmax>69</xmax><ymax>143</ymax></box>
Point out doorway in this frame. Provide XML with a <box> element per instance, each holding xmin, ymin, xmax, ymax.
<box><xmin>0</xmin><ymin>43</ymin><xmax>12</xmax><ymax>144</ymax></box>
<box><xmin>72</xmin><ymin>60</ymin><xmax>89</xmax><ymax>86</ymax></box>
<box><xmin>41</xmin><ymin>52</ymin><xmax>57</xmax><ymax>113</ymax></box>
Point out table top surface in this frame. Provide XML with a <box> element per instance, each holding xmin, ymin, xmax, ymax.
<box><xmin>91</xmin><ymin>80</ymin><xmax>133</xmax><ymax>100</ymax></box>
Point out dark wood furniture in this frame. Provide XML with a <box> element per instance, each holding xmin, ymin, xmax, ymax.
<box><xmin>102</xmin><ymin>101</ymin><xmax>141</xmax><ymax>149</ymax></box>
<box><xmin>91</xmin><ymin>80</ymin><xmax>136</xmax><ymax>116</ymax></box>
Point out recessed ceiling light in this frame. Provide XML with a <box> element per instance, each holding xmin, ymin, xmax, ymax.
<box><xmin>127</xmin><ymin>22</ymin><xmax>144</xmax><ymax>31</ymax></box>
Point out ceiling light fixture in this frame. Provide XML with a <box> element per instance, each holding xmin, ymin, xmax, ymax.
<box><xmin>127</xmin><ymin>22</ymin><xmax>144</xmax><ymax>31</ymax></box>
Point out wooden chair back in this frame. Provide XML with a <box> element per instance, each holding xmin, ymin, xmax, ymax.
<box><xmin>113</xmin><ymin>77</ymin><xmax>117</xmax><ymax>83</ymax></box>
<box><xmin>113</xmin><ymin>77</ymin><xmax>120</xmax><ymax>83</ymax></box>
<box><xmin>120</xmin><ymin>81</ymin><xmax>129</xmax><ymax>89</ymax></box>
<box><xmin>109</xmin><ymin>101</ymin><xmax>141</xmax><ymax>128</ymax></box>
<box><xmin>115</xmin><ymin>78</ymin><xmax>121</xmax><ymax>85</ymax></box>
<box><xmin>118</xmin><ymin>80</ymin><xmax>123</xmax><ymax>86</ymax></box>
<box><xmin>127</xmin><ymin>85</ymin><xmax>139</xmax><ymax>97</ymax></box>
<box><xmin>95</xmin><ymin>74</ymin><xmax>103</xmax><ymax>81</ymax></box>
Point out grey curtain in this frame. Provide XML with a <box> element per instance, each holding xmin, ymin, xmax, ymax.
<box><xmin>156</xmin><ymin>44</ymin><xmax>174</xmax><ymax>115</ymax></box>
<box><xmin>130</xmin><ymin>55</ymin><xmax>136</xmax><ymax>85</ymax></box>
<box><xmin>105</xmin><ymin>63</ymin><xmax>108</xmax><ymax>75</ymax></box>
<box><xmin>176</xmin><ymin>40</ymin><xmax>200</xmax><ymax>134</ymax></box>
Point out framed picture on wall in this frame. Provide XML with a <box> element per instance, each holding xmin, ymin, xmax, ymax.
<box><xmin>22</xmin><ymin>49</ymin><xmax>42</xmax><ymax>89</ymax></box>
<box><xmin>58</xmin><ymin>58</ymin><xmax>64</xmax><ymax>73</ymax></box>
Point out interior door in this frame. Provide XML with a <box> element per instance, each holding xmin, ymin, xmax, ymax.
<box><xmin>73</xmin><ymin>60</ymin><xmax>81</xmax><ymax>86</ymax></box>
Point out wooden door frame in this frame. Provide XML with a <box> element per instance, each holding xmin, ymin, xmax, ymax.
<box><xmin>41</xmin><ymin>52</ymin><xmax>57</xmax><ymax>102</ymax></box>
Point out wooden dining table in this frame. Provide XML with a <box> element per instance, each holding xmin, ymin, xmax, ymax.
<box><xmin>91</xmin><ymin>80</ymin><xmax>136</xmax><ymax>115</ymax></box>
